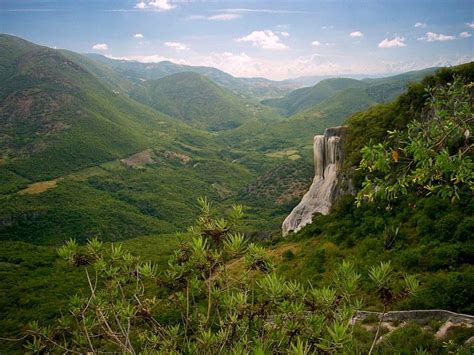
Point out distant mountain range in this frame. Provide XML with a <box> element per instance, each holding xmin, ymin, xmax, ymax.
<box><xmin>86</xmin><ymin>53</ymin><xmax>299</xmax><ymax>100</ymax></box>
<box><xmin>86</xmin><ymin>53</ymin><xmax>439</xmax><ymax>101</ymax></box>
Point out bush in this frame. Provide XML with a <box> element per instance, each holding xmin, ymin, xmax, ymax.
<box><xmin>377</xmin><ymin>323</ymin><xmax>441</xmax><ymax>353</ymax></box>
<box><xmin>281</xmin><ymin>249</ymin><xmax>295</xmax><ymax>260</ymax></box>
<box><xmin>22</xmin><ymin>199</ymin><xmax>421</xmax><ymax>353</ymax></box>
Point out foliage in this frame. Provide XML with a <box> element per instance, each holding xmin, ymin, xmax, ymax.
<box><xmin>374</xmin><ymin>322</ymin><xmax>474</xmax><ymax>354</ymax></box>
<box><xmin>0</xmin><ymin>235</ymin><xmax>180</xmax><ymax>353</ymax></box>
<box><xmin>262</xmin><ymin>78</ymin><xmax>367</xmax><ymax>116</ymax></box>
<box><xmin>1</xmin><ymin>35</ymin><xmax>472</xmax><ymax>354</ymax></box>
<box><xmin>357</xmin><ymin>77</ymin><xmax>473</xmax><ymax>205</ymax></box>
<box><xmin>280</xmin><ymin>192</ymin><xmax>473</xmax><ymax>314</ymax></box>
<box><xmin>21</xmin><ymin>200</ymin><xmax>418</xmax><ymax>353</ymax></box>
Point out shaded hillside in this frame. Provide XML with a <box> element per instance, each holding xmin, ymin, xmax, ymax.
<box><xmin>59</xmin><ymin>50</ymin><xmax>135</xmax><ymax>93</ymax></box>
<box><xmin>130</xmin><ymin>72</ymin><xmax>268</xmax><ymax>131</ymax></box>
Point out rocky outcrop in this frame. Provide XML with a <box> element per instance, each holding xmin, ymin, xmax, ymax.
<box><xmin>354</xmin><ymin>310</ymin><xmax>474</xmax><ymax>324</ymax></box>
<box><xmin>282</xmin><ymin>126</ymin><xmax>348</xmax><ymax>236</ymax></box>
<box><xmin>353</xmin><ymin>310</ymin><xmax>474</xmax><ymax>344</ymax></box>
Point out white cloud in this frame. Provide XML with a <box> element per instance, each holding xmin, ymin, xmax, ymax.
<box><xmin>135</xmin><ymin>0</ymin><xmax>175</xmax><ymax>11</ymax></box>
<box><xmin>466</xmin><ymin>22</ymin><xmax>474</xmax><ymax>29</ymax></box>
<box><xmin>133</xmin><ymin>33</ymin><xmax>144</xmax><ymax>38</ymax></box>
<box><xmin>414</xmin><ymin>22</ymin><xmax>427</xmax><ymax>28</ymax></box>
<box><xmin>92</xmin><ymin>43</ymin><xmax>109</xmax><ymax>51</ymax></box>
<box><xmin>321</xmin><ymin>25</ymin><xmax>334</xmax><ymax>30</ymax></box>
<box><xmin>350</xmin><ymin>31</ymin><xmax>363</xmax><ymax>38</ymax></box>
<box><xmin>460</xmin><ymin>31</ymin><xmax>472</xmax><ymax>38</ymax></box>
<box><xmin>311</xmin><ymin>40</ymin><xmax>321</xmax><ymax>47</ymax></box>
<box><xmin>378</xmin><ymin>36</ymin><xmax>406</xmax><ymax>48</ymax></box>
<box><xmin>418</xmin><ymin>32</ymin><xmax>456</xmax><ymax>42</ymax></box>
<box><xmin>236</xmin><ymin>30</ymin><xmax>288</xmax><ymax>50</ymax></box>
<box><xmin>188</xmin><ymin>13</ymin><xmax>240</xmax><ymax>21</ymax></box>
<box><xmin>106</xmin><ymin>54</ymin><xmax>187</xmax><ymax>65</ymax></box>
<box><xmin>216</xmin><ymin>8</ymin><xmax>314</xmax><ymax>14</ymax></box>
<box><xmin>164</xmin><ymin>41</ymin><xmax>189</xmax><ymax>51</ymax></box>
<box><xmin>208</xmin><ymin>13</ymin><xmax>240</xmax><ymax>21</ymax></box>
<box><xmin>203</xmin><ymin>52</ymin><xmax>253</xmax><ymax>72</ymax></box>
<box><xmin>198</xmin><ymin>52</ymin><xmax>351</xmax><ymax>80</ymax></box>
<box><xmin>280</xmin><ymin>31</ymin><xmax>290</xmax><ymax>37</ymax></box>
<box><xmin>108</xmin><ymin>51</ymin><xmax>473</xmax><ymax>80</ymax></box>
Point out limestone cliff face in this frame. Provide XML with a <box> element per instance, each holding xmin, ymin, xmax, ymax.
<box><xmin>282</xmin><ymin>126</ymin><xmax>348</xmax><ymax>236</ymax></box>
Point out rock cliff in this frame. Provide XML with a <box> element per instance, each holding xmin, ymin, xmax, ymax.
<box><xmin>282</xmin><ymin>126</ymin><xmax>348</xmax><ymax>236</ymax></box>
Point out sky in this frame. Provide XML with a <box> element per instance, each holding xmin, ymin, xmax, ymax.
<box><xmin>1</xmin><ymin>0</ymin><xmax>473</xmax><ymax>80</ymax></box>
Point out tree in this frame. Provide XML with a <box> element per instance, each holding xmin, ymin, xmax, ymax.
<box><xmin>23</xmin><ymin>198</ymin><xmax>417</xmax><ymax>353</ymax></box>
<box><xmin>356</xmin><ymin>77</ymin><xmax>473</xmax><ymax>205</ymax></box>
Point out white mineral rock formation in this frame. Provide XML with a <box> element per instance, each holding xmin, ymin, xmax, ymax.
<box><xmin>282</xmin><ymin>126</ymin><xmax>347</xmax><ymax>236</ymax></box>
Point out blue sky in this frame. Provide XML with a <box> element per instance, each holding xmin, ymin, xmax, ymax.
<box><xmin>1</xmin><ymin>0</ymin><xmax>473</xmax><ymax>80</ymax></box>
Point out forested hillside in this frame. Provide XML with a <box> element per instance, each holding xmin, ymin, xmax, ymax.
<box><xmin>277</xmin><ymin>62</ymin><xmax>474</xmax><ymax>315</ymax></box>
<box><xmin>262</xmin><ymin>68</ymin><xmax>438</xmax><ymax>116</ymax></box>
<box><xmin>130</xmin><ymin>71</ymin><xmax>275</xmax><ymax>131</ymax></box>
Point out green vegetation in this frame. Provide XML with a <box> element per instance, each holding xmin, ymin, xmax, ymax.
<box><xmin>357</xmin><ymin>77</ymin><xmax>472</xmax><ymax>204</ymax></box>
<box><xmin>0</xmin><ymin>33</ymin><xmax>472</xmax><ymax>353</ymax></box>
<box><xmin>274</xmin><ymin>193</ymin><xmax>474</xmax><ymax>314</ymax></box>
<box><xmin>0</xmin><ymin>34</ymin><xmax>297</xmax><ymax>246</ymax></box>
<box><xmin>20</xmin><ymin>200</ymin><xmax>419</xmax><ymax>353</ymax></box>
<box><xmin>130</xmin><ymin>71</ymin><xmax>277</xmax><ymax>131</ymax></box>
<box><xmin>276</xmin><ymin>64</ymin><xmax>473</xmax><ymax>318</ymax></box>
<box><xmin>0</xmin><ymin>235</ymin><xmax>180</xmax><ymax>353</ymax></box>
<box><xmin>220</xmin><ymin>67</ymin><xmax>435</xmax><ymax>156</ymax></box>
<box><xmin>262</xmin><ymin>69</ymin><xmax>437</xmax><ymax>116</ymax></box>
<box><xmin>262</xmin><ymin>77</ymin><xmax>367</xmax><ymax>115</ymax></box>
<box><xmin>0</xmin><ymin>34</ymin><xmax>210</xmax><ymax>182</ymax></box>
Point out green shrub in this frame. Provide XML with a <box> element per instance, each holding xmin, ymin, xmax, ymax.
<box><xmin>281</xmin><ymin>249</ymin><xmax>295</xmax><ymax>260</ymax></box>
<box><xmin>377</xmin><ymin>323</ymin><xmax>441</xmax><ymax>354</ymax></box>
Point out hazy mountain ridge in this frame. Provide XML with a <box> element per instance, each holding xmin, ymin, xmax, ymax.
<box><xmin>86</xmin><ymin>54</ymin><xmax>299</xmax><ymax>100</ymax></box>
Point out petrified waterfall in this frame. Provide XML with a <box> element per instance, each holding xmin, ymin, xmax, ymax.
<box><xmin>282</xmin><ymin>126</ymin><xmax>347</xmax><ymax>236</ymax></box>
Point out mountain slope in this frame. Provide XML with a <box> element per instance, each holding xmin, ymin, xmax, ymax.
<box><xmin>220</xmin><ymin>67</ymin><xmax>437</xmax><ymax>156</ymax></box>
<box><xmin>0</xmin><ymin>34</ymin><xmax>207</xmax><ymax>181</ymax></box>
<box><xmin>130</xmin><ymin>72</ymin><xmax>265</xmax><ymax>131</ymax></box>
<box><xmin>59</xmin><ymin>50</ymin><xmax>135</xmax><ymax>93</ymax></box>
<box><xmin>262</xmin><ymin>68</ymin><xmax>438</xmax><ymax>116</ymax></box>
<box><xmin>262</xmin><ymin>78</ymin><xmax>368</xmax><ymax>115</ymax></box>
<box><xmin>0</xmin><ymin>35</ymin><xmax>296</xmax><ymax>247</ymax></box>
